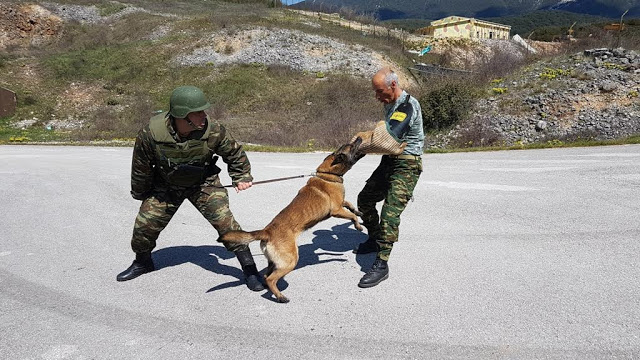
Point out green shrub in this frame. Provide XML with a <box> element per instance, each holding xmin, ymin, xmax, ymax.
<box><xmin>202</xmin><ymin>64</ymin><xmax>274</xmax><ymax>110</ymax></box>
<box><xmin>76</xmin><ymin>92</ymin><xmax>154</xmax><ymax>140</ymax></box>
<box><xmin>96</xmin><ymin>3</ymin><xmax>127</xmax><ymax>17</ymax></box>
<box><xmin>450</xmin><ymin>116</ymin><xmax>501</xmax><ymax>148</ymax></box>
<box><xmin>21</xmin><ymin>95</ymin><xmax>38</xmax><ymax>106</ymax></box>
<box><xmin>420</xmin><ymin>82</ymin><xmax>476</xmax><ymax>132</ymax></box>
<box><xmin>0</xmin><ymin>54</ymin><xmax>9</xmax><ymax>68</ymax></box>
<box><xmin>43</xmin><ymin>43</ymin><xmax>165</xmax><ymax>86</ymax></box>
<box><xmin>602</xmin><ymin>62</ymin><xmax>624</xmax><ymax>70</ymax></box>
<box><xmin>539</xmin><ymin>67</ymin><xmax>571</xmax><ymax>80</ymax></box>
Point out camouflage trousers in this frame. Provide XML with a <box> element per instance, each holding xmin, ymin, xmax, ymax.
<box><xmin>357</xmin><ymin>155</ymin><xmax>422</xmax><ymax>261</ymax></box>
<box><xmin>130</xmin><ymin>176</ymin><xmax>248</xmax><ymax>254</ymax></box>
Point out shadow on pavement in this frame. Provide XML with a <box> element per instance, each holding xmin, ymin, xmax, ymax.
<box><xmin>299</xmin><ymin>222</ymin><xmax>372</xmax><ymax>272</ymax></box>
<box><xmin>151</xmin><ymin>245</ymin><xmax>245</xmax><ymax>291</ymax></box>
<box><xmin>150</xmin><ymin>221</ymin><xmax>372</xmax><ymax>298</ymax></box>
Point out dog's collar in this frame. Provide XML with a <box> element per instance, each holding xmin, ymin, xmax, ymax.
<box><xmin>314</xmin><ymin>171</ymin><xmax>344</xmax><ymax>183</ymax></box>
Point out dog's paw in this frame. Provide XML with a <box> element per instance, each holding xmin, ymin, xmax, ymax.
<box><xmin>355</xmin><ymin>223</ymin><xmax>364</xmax><ymax>231</ymax></box>
<box><xmin>276</xmin><ymin>295</ymin><xmax>290</xmax><ymax>303</ymax></box>
<box><xmin>354</xmin><ymin>210</ymin><xmax>363</xmax><ymax>216</ymax></box>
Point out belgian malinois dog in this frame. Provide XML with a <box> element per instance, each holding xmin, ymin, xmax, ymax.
<box><xmin>218</xmin><ymin>137</ymin><xmax>364</xmax><ymax>303</ymax></box>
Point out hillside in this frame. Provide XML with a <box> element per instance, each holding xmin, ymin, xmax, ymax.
<box><xmin>429</xmin><ymin>48</ymin><xmax>640</xmax><ymax>149</ymax></box>
<box><xmin>291</xmin><ymin>0</ymin><xmax>640</xmax><ymax>20</ymax></box>
<box><xmin>1</xmin><ymin>0</ymin><xmax>639</xmax><ymax>150</ymax></box>
<box><xmin>0</xmin><ymin>0</ymin><xmax>410</xmax><ymax>148</ymax></box>
<box><xmin>485</xmin><ymin>10</ymin><xmax>609</xmax><ymax>37</ymax></box>
<box><xmin>541</xmin><ymin>0</ymin><xmax>640</xmax><ymax>18</ymax></box>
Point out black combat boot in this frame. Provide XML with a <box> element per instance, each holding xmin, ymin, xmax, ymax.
<box><xmin>235</xmin><ymin>249</ymin><xmax>265</xmax><ymax>292</ymax></box>
<box><xmin>358</xmin><ymin>258</ymin><xmax>389</xmax><ymax>288</ymax></box>
<box><xmin>353</xmin><ymin>237</ymin><xmax>380</xmax><ymax>254</ymax></box>
<box><xmin>116</xmin><ymin>252</ymin><xmax>155</xmax><ymax>282</ymax></box>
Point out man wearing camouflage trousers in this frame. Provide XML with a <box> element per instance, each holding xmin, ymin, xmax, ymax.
<box><xmin>116</xmin><ymin>85</ymin><xmax>264</xmax><ymax>292</ymax></box>
<box><xmin>354</xmin><ymin>68</ymin><xmax>424</xmax><ymax>288</ymax></box>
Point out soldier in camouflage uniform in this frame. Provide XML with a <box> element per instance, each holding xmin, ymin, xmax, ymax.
<box><xmin>116</xmin><ymin>86</ymin><xmax>264</xmax><ymax>292</ymax></box>
<box><xmin>354</xmin><ymin>68</ymin><xmax>424</xmax><ymax>288</ymax></box>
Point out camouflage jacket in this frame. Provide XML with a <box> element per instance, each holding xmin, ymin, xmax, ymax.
<box><xmin>130</xmin><ymin>115</ymin><xmax>252</xmax><ymax>200</ymax></box>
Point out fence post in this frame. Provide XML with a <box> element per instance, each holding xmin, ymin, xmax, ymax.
<box><xmin>0</xmin><ymin>87</ymin><xmax>17</xmax><ymax>118</ymax></box>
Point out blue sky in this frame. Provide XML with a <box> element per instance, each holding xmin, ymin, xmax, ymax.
<box><xmin>282</xmin><ymin>0</ymin><xmax>304</xmax><ymax>4</ymax></box>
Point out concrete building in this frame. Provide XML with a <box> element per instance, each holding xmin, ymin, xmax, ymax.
<box><xmin>418</xmin><ymin>16</ymin><xmax>511</xmax><ymax>40</ymax></box>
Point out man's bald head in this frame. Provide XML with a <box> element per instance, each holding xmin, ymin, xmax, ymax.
<box><xmin>372</xmin><ymin>68</ymin><xmax>402</xmax><ymax>104</ymax></box>
<box><xmin>373</xmin><ymin>68</ymin><xmax>398</xmax><ymax>86</ymax></box>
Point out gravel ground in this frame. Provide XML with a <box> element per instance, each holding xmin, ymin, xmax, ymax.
<box><xmin>40</xmin><ymin>1</ymin><xmax>178</xmax><ymax>24</ymax></box>
<box><xmin>176</xmin><ymin>27</ymin><xmax>386</xmax><ymax>77</ymax></box>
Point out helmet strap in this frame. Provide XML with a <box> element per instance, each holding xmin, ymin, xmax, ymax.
<box><xmin>186</xmin><ymin>118</ymin><xmax>204</xmax><ymax>130</ymax></box>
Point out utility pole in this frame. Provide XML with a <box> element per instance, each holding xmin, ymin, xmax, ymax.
<box><xmin>617</xmin><ymin>9</ymin><xmax>628</xmax><ymax>48</ymax></box>
<box><xmin>526</xmin><ymin>31</ymin><xmax>535</xmax><ymax>56</ymax></box>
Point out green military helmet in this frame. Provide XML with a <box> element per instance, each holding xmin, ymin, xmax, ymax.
<box><xmin>169</xmin><ymin>86</ymin><xmax>211</xmax><ymax>119</ymax></box>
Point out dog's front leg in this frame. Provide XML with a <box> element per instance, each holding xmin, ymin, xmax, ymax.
<box><xmin>332</xmin><ymin>206</ymin><xmax>363</xmax><ymax>231</ymax></box>
<box><xmin>342</xmin><ymin>200</ymin><xmax>363</xmax><ymax>216</ymax></box>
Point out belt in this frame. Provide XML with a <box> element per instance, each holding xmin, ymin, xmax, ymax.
<box><xmin>388</xmin><ymin>154</ymin><xmax>422</xmax><ymax>160</ymax></box>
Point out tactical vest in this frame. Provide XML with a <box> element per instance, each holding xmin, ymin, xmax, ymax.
<box><xmin>148</xmin><ymin>113</ymin><xmax>217</xmax><ymax>187</ymax></box>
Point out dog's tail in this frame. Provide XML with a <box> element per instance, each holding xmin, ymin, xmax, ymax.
<box><xmin>218</xmin><ymin>229</ymin><xmax>268</xmax><ymax>244</ymax></box>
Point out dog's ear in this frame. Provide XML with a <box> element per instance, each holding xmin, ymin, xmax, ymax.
<box><xmin>331</xmin><ymin>153</ymin><xmax>347</xmax><ymax>166</ymax></box>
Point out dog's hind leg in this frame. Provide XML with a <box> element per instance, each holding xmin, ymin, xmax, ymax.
<box><xmin>265</xmin><ymin>265</ymin><xmax>295</xmax><ymax>303</ymax></box>
<box><xmin>263</xmin><ymin>242</ymin><xmax>298</xmax><ymax>303</ymax></box>
<box><xmin>332</xmin><ymin>206</ymin><xmax>364</xmax><ymax>231</ymax></box>
<box><xmin>265</xmin><ymin>260</ymin><xmax>275</xmax><ymax>277</ymax></box>
<box><xmin>259</xmin><ymin>241</ymin><xmax>274</xmax><ymax>278</ymax></box>
<box><xmin>342</xmin><ymin>200</ymin><xmax>363</xmax><ymax>216</ymax></box>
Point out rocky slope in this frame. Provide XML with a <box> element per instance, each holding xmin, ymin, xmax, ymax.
<box><xmin>176</xmin><ymin>27</ymin><xmax>387</xmax><ymax>79</ymax></box>
<box><xmin>0</xmin><ymin>3</ymin><xmax>62</xmax><ymax>50</ymax></box>
<box><xmin>431</xmin><ymin>48</ymin><xmax>640</xmax><ymax>148</ymax></box>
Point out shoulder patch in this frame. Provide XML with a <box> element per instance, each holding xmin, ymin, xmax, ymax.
<box><xmin>390</xmin><ymin>111</ymin><xmax>407</xmax><ymax>122</ymax></box>
<box><xmin>388</xmin><ymin>96</ymin><xmax>414</xmax><ymax>140</ymax></box>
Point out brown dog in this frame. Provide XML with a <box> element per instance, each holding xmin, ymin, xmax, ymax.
<box><xmin>218</xmin><ymin>137</ymin><xmax>364</xmax><ymax>303</ymax></box>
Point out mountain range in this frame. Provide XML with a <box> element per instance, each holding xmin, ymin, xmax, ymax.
<box><xmin>291</xmin><ymin>0</ymin><xmax>640</xmax><ymax>20</ymax></box>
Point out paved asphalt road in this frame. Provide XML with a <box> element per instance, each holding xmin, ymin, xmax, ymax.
<box><xmin>1</xmin><ymin>144</ymin><xmax>639</xmax><ymax>359</ymax></box>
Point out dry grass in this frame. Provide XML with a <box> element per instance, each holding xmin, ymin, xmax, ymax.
<box><xmin>221</xmin><ymin>72</ymin><xmax>379</xmax><ymax>148</ymax></box>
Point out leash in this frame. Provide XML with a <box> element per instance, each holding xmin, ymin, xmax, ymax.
<box><xmin>221</xmin><ymin>173</ymin><xmax>314</xmax><ymax>188</ymax></box>
<box><xmin>220</xmin><ymin>171</ymin><xmax>345</xmax><ymax>188</ymax></box>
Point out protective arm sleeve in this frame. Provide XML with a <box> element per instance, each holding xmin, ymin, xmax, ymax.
<box><xmin>387</xmin><ymin>99</ymin><xmax>414</xmax><ymax>141</ymax></box>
